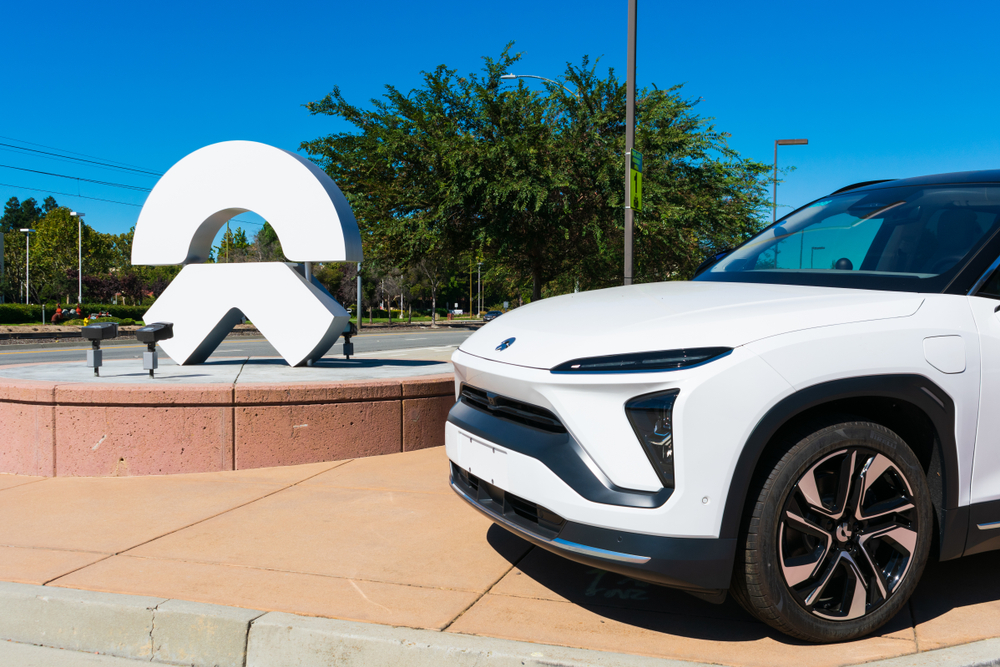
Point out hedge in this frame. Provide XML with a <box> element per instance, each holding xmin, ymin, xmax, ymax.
<box><xmin>0</xmin><ymin>303</ymin><xmax>148</xmax><ymax>325</ymax></box>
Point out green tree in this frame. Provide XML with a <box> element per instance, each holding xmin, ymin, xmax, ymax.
<box><xmin>302</xmin><ymin>45</ymin><xmax>770</xmax><ymax>302</ymax></box>
<box><xmin>214</xmin><ymin>226</ymin><xmax>251</xmax><ymax>263</ymax></box>
<box><xmin>30</xmin><ymin>206</ymin><xmax>114</xmax><ymax>303</ymax></box>
<box><xmin>1</xmin><ymin>197</ymin><xmax>45</xmax><ymax>302</ymax></box>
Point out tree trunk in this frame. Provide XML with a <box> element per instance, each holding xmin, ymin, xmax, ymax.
<box><xmin>531</xmin><ymin>266</ymin><xmax>542</xmax><ymax>302</ymax></box>
<box><xmin>431</xmin><ymin>292</ymin><xmax>437</xmax><ymax>326</ymax></box>
<box><xmin>408</xmin><ymin>303</ymin><xmax>412</xmax><ymax>324</ymax></box>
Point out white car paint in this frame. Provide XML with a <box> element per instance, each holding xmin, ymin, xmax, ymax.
<box><xmin>449</xmin><ymin>281</ymin><xmax>999</xmax><ymax>538</ymax></box>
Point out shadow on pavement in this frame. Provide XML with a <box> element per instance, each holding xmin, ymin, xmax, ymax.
<box><xmin>911</xmin><ymin>550</ymin><xmax>1000</xmax><ymax>622</ymax></box>
<box><xmin>484</xmin><ymin>525</ymin><xmax>917</xmax><ymax>645</ymax></box>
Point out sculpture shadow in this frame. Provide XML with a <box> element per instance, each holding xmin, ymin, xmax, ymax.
<box><xmin>242</xmin><ymin>358</ymin><xmax>448</xmax><ymax>369</ymax></box>
<box><xmin>483</xmin><ymin>524</ymin><xmax>916</xmax><ymax>645</ymax></box>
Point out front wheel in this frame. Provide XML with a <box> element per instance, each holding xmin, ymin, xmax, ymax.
<box><xmin>732</xmin><ymin>421</ymin><xmax>932</xmax><ymax>642</ymax></box>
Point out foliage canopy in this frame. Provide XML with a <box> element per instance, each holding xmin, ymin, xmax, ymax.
<box><xmin>302</xmin><ymin>45</ymin><xmax>771</xmax><ymax>301</ymax></box>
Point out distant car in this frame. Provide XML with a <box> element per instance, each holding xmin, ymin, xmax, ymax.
<box><xmin>447</xmin><ymin>169</ymin><xmax>1000</xmax><ymax>642</ymax></box>
<box><xmin>482</xmin><ymin>311</ymin><xmax>502</xmax><ymax>323</ymax></box>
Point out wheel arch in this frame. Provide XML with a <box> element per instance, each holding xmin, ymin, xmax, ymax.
<box><xmin>720</xmin><ymin>374</ymin><xmax>966</xmax><ymax>560</ymax></box>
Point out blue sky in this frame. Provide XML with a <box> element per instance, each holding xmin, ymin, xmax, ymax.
<box><xmin>2</xmin><ymin>0</ymin><xmax>999</xmax><ymax>245</ymax></box>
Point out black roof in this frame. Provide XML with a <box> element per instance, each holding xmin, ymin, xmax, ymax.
<box><xmin>841</xmin><ymin>169</ymin><xmax>1000</xmax><ymax>194</ymax></box>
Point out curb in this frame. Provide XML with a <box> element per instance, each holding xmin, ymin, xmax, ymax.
<box><xmin>1</xmin><ymin>582</ymin><xmax>998</xmax><ymax>667</ymax></box>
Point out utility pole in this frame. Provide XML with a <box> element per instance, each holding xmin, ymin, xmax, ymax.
<box><xmin>624</xmin><ymin>0</ymin><xmax>638</xmax><ymax>286</ymax></box>
<box><xmin>356</xmin><ymin>263</ymin><xmax>362</xmax><ymax>333</ymax></box>
<box><xmin>773</xmin><ymin>139</ymin><xmax>809</xmax><ymax>222</ymax></box>
<box><xmin>71</xmin><ymin>211</ymin><xmax>85</xmax><ymax>304</ymax></box>
<box><xmin>477</xmin><ymin>261</ymin><xmax>482</xmax><ymax>317</ymax></box>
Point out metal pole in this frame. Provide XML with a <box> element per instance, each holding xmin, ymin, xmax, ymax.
<box><xmin>78</xmin><ymin>216</ymin><xmax>82</xmax><ymax>303</ymax></box>
<box><xmin>0</xmin><ymin>232</ymin><xmax>4</xmax><ymax>304</ymax></box>
<box><xmin>477</xmin><ymin>262</ymin><xmax>482</xmax><ymax>317</ymax></box>
<box><xmin>304</xmin><ymin>262</ymin><xmax>312</xmax><ymax>284</ymax></box>
<box><xmin>25</xmin><ymin>233</ymin><xmax>29</xmax><ymax>305</ymax></box>
<box><xmin>356</xmin><ymin>262</ymin><xmax>362</xmax><ymax>333</ymax></box>
<box><xmin>773</xmin><ymin>141</ymin><xmax>778</xmax><ymax>224</ymax></box>
<box><xmin>624</xmin><ymin>0</ymin><xmax>637</xmax><ymax>286</ymax></box>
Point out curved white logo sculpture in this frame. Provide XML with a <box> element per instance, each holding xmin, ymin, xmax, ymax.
<box><xmin>133</xmin><ymin>141</ymin><xmax>363</xmax><ymax>366</ymax></box>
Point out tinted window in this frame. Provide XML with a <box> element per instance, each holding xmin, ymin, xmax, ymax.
<box><xmin>697</xmin><ymin>185</ymin><xmax>1000</xmax><ymax>292</ymax></box>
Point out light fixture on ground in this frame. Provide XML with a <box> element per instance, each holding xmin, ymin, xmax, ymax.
<box><xmin>82</xmin><ymin>322</ymin><xmax>118</xmax><ymax>377</ymax></box>
<box><xmin>342</xmin><ymin>321</ymin><xmax>358</xmax><ymax>359</ymax></box>
<box><xmin>136</xmin><ymin>322</ymin><xmax>174</xmax><ymax>378</ymax></box>
<box><xmin>70</xmin><ymin>211</ymin><xmax>84</xmax><ymax>304</ymax></box>
<box><xmin>773</xmin><ymin>139</ymin><xmax>808</xmax><ymax>223</ymax></box>
<box><xmin>19</xmin><ymin>229</ymin><xmax>35</xmax><ymax>305</ymax></box>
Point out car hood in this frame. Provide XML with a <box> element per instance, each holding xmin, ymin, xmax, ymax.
<box><xmin>458</xmin><ymin>281</ymin><xmax>924</xmax><ymax>370</ymax></box>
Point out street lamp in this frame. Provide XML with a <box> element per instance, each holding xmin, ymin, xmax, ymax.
<box><xmin>499</xmin><ymin>73</ymin><xmax>580</xmax><ymax>99</ymax></box>
<box><xmin>70</xmin><ymin>211</ymin><xmax>84</xmax><ymax>305</ymax></box>
<box><xmin>20</xmin><ymin>229</ymin><xmax>35</xmax><ymax>305</ymax></box>
<box><xmin>773</xmin><ymin>139</ymin><xmax>808</xmax><ymax>223</ymax></box>
<box><xmin>811</xmin><ymin>246</ymin><xmax>826</xmax><ymax>269</ymax></box>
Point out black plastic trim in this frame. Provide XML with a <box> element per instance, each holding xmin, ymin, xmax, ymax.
<box><xmin>965</xmin><ymin>500</ymin><xmax>1000</xmax><ymax>556</ymax></box>
<box><xmin>719</xmin><ymin>375</ymin><xmax>961</xmax><ymax>554</ymax></box>
<box><xmin>829</xmin><ymin>179</ymin><xmax>895</xmax><ymax>194</ymax></box>
<box><xmin>448</xmin><ymin>399</ymin><xmax>672</xmax><ymax>508</ymax></box>
<box><xmin>451</xmin><ymin>468</ymin><xmax>734</xmax><ymax>594</ymax></box>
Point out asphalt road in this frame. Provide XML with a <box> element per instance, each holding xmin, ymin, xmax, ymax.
<box><xmin>0</xmin><ymin>327</ymin><xmax>476</xmax><ymax>367</ymax></box>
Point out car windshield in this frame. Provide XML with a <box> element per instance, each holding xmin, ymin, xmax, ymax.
<box><xmin>696</xmin><ymin>185</ymin><xmax>1000</xmax><ymax>292</ymax></box>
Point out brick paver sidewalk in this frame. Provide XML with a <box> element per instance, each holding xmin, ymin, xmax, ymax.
<box><xmin>0</xmin><ymin>447</ymin><xmax>996</xmax><ymax>666</ymax></box>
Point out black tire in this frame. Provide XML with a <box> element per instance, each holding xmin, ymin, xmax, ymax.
<box><xmin>732</xmin><ymin>421</ymin><xmax>932</xmax><ymax>642</ymax></box>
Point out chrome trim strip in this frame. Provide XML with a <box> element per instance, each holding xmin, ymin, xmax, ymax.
<box><xmin>450</xmin><ymin>480</ymin><xmax>651</xmax><ymax>564</ymax></box>
<box><xmin>977</xmin><ymin>520</ymin><xmax>1000</xmax><ymax>531</ymax></box>
<box><xmin>968</xmin><ymin>254</ymin><xmax>1000</xmax><ymax>295</ymax></box>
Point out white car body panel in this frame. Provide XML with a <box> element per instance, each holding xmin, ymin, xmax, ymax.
<box><xmin>460</xmin><ymin>282</ymin><xmax>924</xmax><ymax>370</ymax></box>
<box><xmin>969</xmin><ymin>296</ymin><xmax>1000</xmax><ymax>504</ymax></box>
<box><xmin>747</xmin><ymin>294</ymin><xmax>981</xmax><ymax>508</ymax></box>
<box><xmin>449</xmin><ymin>282</ymin><xmax>997</xmax><ymax>538</ymax></box>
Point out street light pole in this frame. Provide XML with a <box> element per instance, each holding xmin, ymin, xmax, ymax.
<box><xmin>773</xmin><ymin>139</ymin><xmax>808</xmax><ymax>223</ymax></box>
<box><xmin>477</xmin><ymin>261</ymin><xmax>482</xmax><ymax>317</ymax></box>
<box><xmin>498</xmin><ymin>73</ymin><xmax>580</xmax><ymax>98</ymax></box>
<box><xmin>71</xmin><ymin>211</ymin><xmax>84</xmax><ymax>304</ymax></box>
<box><xmin>20</xmin><ymin>228</ymin><xmax>35</xmax><ymax>305</ymax></box>
<box><xmin>624</xmin><ymin>0</ymin><xmax>637</xmax><ymax>286</ymax></box>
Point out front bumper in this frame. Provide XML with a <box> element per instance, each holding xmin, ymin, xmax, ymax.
<box><xmin>450</xmin><ymin>461</ymin><xmax>735</xmax><ymax>600</ymax></box>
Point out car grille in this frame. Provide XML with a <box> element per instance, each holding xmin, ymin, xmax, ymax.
<box><xmin>459</xmin><ymin>384</ymin><xmax>566</xmax><ymax>433</ymax></box>
<box><xmin>452</xmin><ymin>463</ymin><xmax>565</xmax><ymax>539</ymax></box>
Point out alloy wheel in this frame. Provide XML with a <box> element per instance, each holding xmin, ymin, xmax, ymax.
<box><xmin>778</xmin><ymin>447</ymin><xmax>919</xmax><ymax>620</ymax></box>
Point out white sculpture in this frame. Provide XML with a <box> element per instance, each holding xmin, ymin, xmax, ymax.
<box><xmin>132</xmin><ymin>141</ymin><xmax>363</xmax><ymax>366</ymax></box>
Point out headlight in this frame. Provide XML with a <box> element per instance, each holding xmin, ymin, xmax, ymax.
<box><xmin>625</xmin><ymin>389</ymin><xmax>678</xmax><ymax>488</ymax></box>
<box><xmin>551</xmin><ymin>347</ymin><xmax>731</xmax><ymax>373</ymax></box>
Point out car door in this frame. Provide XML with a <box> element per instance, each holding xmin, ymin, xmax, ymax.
<box><xmin>966</xmin><ymin>269</ymin><xmax>1000</xmax><ymax>551</ymax></box>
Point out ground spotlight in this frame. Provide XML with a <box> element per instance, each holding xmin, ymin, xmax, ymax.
<box><xmin>82</xmin><ymin>322</ymin><xmax>119</xmax><ymax>377</ymax></box>
<box><xmin>136</xmin><ymin>322</ymin><xmax>174</xmax><ymax>378</ymax></box>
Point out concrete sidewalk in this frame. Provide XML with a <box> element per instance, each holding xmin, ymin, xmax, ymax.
<box><xmin>0</xmin><ymin>447</ymin><xmax>998</xmax><ymax>666</ymax></box>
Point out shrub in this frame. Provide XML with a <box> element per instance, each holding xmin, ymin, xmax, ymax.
<box><xmin>0</xmin><ymin>303</ymin><xmax>148</xmax><ymax>325</ymax></box>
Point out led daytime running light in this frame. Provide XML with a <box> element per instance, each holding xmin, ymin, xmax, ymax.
<box><xmin>551</xmin><ymin>347</ymin><xmax>731</xmax><ymax>373</ymax></box>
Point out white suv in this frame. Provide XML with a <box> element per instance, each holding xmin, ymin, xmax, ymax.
<box><xmin>446</xmin><ymin>171</ymin><xmax>1000</xmax><ymax>642</ymax></box>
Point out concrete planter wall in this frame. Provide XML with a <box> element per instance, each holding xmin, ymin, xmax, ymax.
<box><xmin>0</xmin><ymin>374</ymin><xmax>456</xmax><ymax>477</ymax></box>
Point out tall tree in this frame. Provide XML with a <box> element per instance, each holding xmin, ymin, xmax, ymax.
<box><xmin>301</xmin><ymin>45</ymin><xmax>770</xmax><ymax>302</ymax></box>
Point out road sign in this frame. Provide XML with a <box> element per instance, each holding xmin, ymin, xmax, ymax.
<box><xmin>627</xmin><ymin>150</ymin><xmax>643</xmax><ymax>212</ymax></box>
